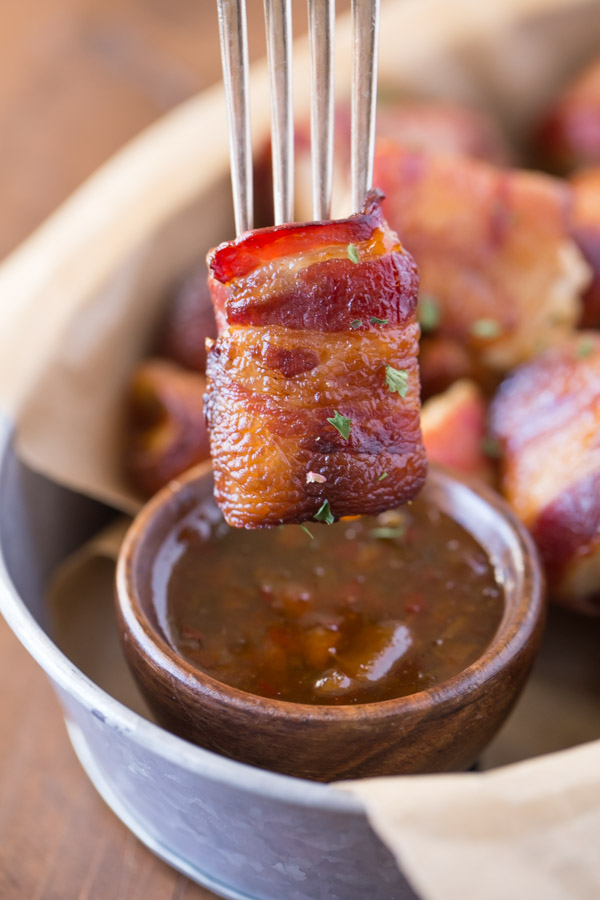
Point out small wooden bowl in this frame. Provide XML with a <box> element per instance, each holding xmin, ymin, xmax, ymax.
<box><xmin>115</xmin><ymin>465</ymin><xmax>545</xmax><ymax>782</ymax></box>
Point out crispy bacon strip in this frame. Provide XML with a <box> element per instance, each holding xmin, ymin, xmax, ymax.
<box><xmin>205</xmin><ymin>190</ymin><xmax>426</xmax><ymax>528</ymax></box>
<box><xmin>490</xmin><ymin>334</ymin><xmax>600</xmax><ymax>614</ymax></box>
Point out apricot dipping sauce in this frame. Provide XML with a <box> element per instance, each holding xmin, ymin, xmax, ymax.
<box><xmin>152</xmin><ymin>496</ymin><xmax>504</xmax><ymax>705</ymax></box>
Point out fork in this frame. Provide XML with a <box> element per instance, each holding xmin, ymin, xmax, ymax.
<box><xmin>216</xmin><ymin>0</ymin><xmax>381</xmax><ymax>235</ymax></box>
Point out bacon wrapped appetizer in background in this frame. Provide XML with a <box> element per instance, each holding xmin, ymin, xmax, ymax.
<box><xmin>536</xmin><ymin>56</ymin><xmax>600</xmax><ymax>174</ymax></box>
<box><xmin>490</xmin><ymin>334</ymin><xmax>600</xmax><ymax>615</ymax></box>
<box><xmin>569</xmin><ymin>166</ymin><xmax>600</xmax><ymax>328</ymax></box>
<box><xmin>375</xmin><ymin>101</ymin><xmax>511</xmax><ymax>167</ymax></box>
<box><xmin>421</xmin><ymin>380</ymin><xmax>494</xmax><ymax>484</ymax></box>
<box><xmin>205</xmin><ymin>190</ymin><xmax>427</xmax><ymax>529</ymax></box>
<box><xmin>125</xmin><ymin>359</ymin><xmax>210</xmax><ymax>497</ymax></box>
<box><xmin>291</xmin><ymin>100</ymin><xmax>511</xmax><ymax>224</ymax></box>
<box><xmin>373</xmin><ymin>145</ymin><xmax>590</xmax><ymax>375</ymax></box>
<box><xmin>160</xmin><ymin>268</ymin><xmax>218</xmax><ymax>373</ymax></box>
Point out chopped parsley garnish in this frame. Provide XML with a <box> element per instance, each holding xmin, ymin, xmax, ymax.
<box><xmin>300</xmin><ymin>524</ymin><xmax>314</xmax><ymax>539</ymax></box>
<box><xmin>377</xmin><ymin>471</ymin><xmax>389</xmax><ymax>482</ymax></box>
<box><xmin>418</xmin><ymin>296</ymin><xmax>441</xmax><ymax>332</ymax></box>
<box><xmin>385</xmin><ymin>365</ymin><xmax>409</xmax><ymax>397</ymax></box>
<box><xmin>347</xmin><ymin>243</ymin><xmax>360</xmax><ymax>264</ymax></box>
<box><xmin>314</xmin><ymin>499</ymin><xmax>335</xmax><ymax>524</ymax></box>
<box><xmin>327</xmin><ymin>409</ymin><xmax>352</xmax><ymax>440</ymax></box>
<box><xmin>481</xmin><ymin>436</ymin><xmax>502</xmax><ymax>459</ymax></box>
<box><xmin>350</xmin><ymin>319</ymin><xmax>362</xmax><ymax>330</ymax></box>
<box><xmin>470</xmin><ymin>318</ymin><xmax>502</xmax><ymax>339</ymax></box>
<box><xmin>577</xmin><ymin>338</ymin><xmax>594</xmax><ymax>359</ymax></box>
<box><xmin>370</xmin><ymin>526</ymin><xmax>406</xmax><ymax>540</ymax></box>
<box><xmin>370</xmin><ymin>316</ymin><xmax>389</xmax><ymax>325</ymax></box>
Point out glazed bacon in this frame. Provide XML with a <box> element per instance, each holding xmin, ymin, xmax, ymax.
<box><xmin>126</xmin><ymin>359</ymin><xmax>210</xmax><ymax>497</ymax></box>
<box><xmin>290</xmin><ymin>101</ymin><xmax>511</xmax><ymax>224</ymax></box>
<box><xmin>161</xmin><ymin>268</ymin><xmax>218</xmax><ymax>373</ymax></box>
<box><xmin>421</xmin><ymin>380</ymin><xmax>494</xmax><ymax>484</ymax></box>
<box><xmin>569</xmin><ymin>166</ymin><xmax>600</xmax><ymax>328</ymax></box>
<box><xmin>205</xmin><ymin>190</ymin><xmax>427</xmax><ymax>528</ymax></box>
<box><xmin>490</xmin><ymin>334</ymin><xmax>600</xmax><ymax>614</ymax></box>
<box><xmin>373</xmin><ymin>146</ymin><xmax>590</xmax><ymax>373</ymax></box>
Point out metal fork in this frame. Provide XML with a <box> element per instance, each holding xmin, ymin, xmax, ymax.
<box><xmin>216</xmin><ymin>0</ymin><xmax>380</xmax><ymax>235</ymax></box>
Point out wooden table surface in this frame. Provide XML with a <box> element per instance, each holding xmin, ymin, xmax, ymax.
<box><xmin>0</xmin><ymin>3</ymin><xmax>341</xmax><ymax>897</ymax></box>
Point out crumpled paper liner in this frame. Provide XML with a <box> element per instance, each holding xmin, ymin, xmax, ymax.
<box><xmin>341</xmin><ymin>741</ymin><xmax>600</xmax><ymax>900</ymax></box>
<box><xmin>46</xmin><ymin>518</ymin><xmax>142</xmax><ymax>710</ymax></box>
<box><xmin>3</xmin><ymin>0</ymin><xmax>600</xmax><ymax>897</ymax></box>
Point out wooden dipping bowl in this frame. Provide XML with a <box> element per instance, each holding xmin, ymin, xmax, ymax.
<box><xmin>115</xmin><ymin>464</ymin><xmax>545</xmax><ymax>782</ymax></box>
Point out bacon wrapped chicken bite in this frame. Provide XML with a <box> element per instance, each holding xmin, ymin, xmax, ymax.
<box><xmin>292</xmin><ymin>101</ymin><xmax>511</xmax><ymax>224</ymax></box>
<box><xmin>569</xmin><ymin>166</ymin><xmax>600</xmax><ymax>328</ymax></box>
<box><xmin>490</xmin><ymin>334</ymin><xmax>600</xmax><ymax>614</ymax></box>
<box><xmin>375</xmin><ymin>101</ymin><xmax>511</xmax><ymax>166</ymax></box>
<box><xmin>160</xmin><ymin>268</ymin><xmax>218</xmax><ymax>373</ymax></box>
<box><xmin>421</xmin><ymin>380</ymin><xmax>494</xmax><ymax>484</ymax></box>
<box><xmin>537</xmin><ymin>57</ymin><xmax>600</xmax><ymax>174</ymax></box>
<box><xmin>373</xmin><ymin>146</ymin><xmax>590</xmax><ymax>374</ymax></box>
<box><xmin>126</xmin><ymin>359</ymin><xmax>210</xmax><ymax>497</ymax></box>
<box><xmin>205</xmin><ymin>190</ymin><xmax>427</xmax><ymax>528</ymax></box>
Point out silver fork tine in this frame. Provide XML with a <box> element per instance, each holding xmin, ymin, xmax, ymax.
<box><xmin>216</xmin><ymin>0</ymin><xmax>253</xmax><ymax>235</ymax></box>
<box><xmin>351</xmin><ymin>0</ymin><xmax>380</xmax><ymax>212</ymax></box>
<box><xmin>308</xmin><ymin>0</ymin><xmax>335</xmax><ymax>221</ymax></box>
<box><xmin>264</xmin><ymin>0</ymin><xmax>294</xmax><ymax>225</ymax></box>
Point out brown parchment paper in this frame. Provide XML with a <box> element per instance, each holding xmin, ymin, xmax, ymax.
<box><xmin>341</xmin><ymin>742</ymin><xmax>600</xmax><ymax>900</ymax></box>
<box><xmin>2</xmin><ymin>0</ymin><xmax>600</xmax><ymax>897</ymax></box>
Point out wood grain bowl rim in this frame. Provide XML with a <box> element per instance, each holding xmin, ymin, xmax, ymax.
<box><xmin>115</xmin><ymin>463</ymin><xmax>546</xmax><ymax>724</ymax></box>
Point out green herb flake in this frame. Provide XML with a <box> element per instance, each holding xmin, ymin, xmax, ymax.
<box><xmin>481</xmin><ymin>436</ymin><xmax>502</xmax><ymax>459</ymax></box>
<box><xmin>418</xmin><ymin>296</ymin><xmax>441</xmax><ymax>332</ymax></box>
<box><xmin>377</xmin><ymin>472</ymin><xmax>389</xmax><ymax>482</ymax></box>
<box><xmin>370</xmin><ymin>526</ymin><xmax>406</xmax><ymax>540</ymax></box>
<box><xmin>300</xmin><ymin>524</ymin><xmax>314</xmax><ymax>540</ymax></box>
<box><xmin>385</xmin><ymin>365</ymin><xmax>409</xmax><ymax>397</ymax></box>
<box><xmin>314</xmin><ymin>499</ymin><xmax>335</xmax><ymax>525</ymax></box>
<box><xmin>577</xmin><ymin>338</ymin><xmax>595</xmax><ymax>359</ymax></box>
<box><xmin>327</xmin><ymin>409</ymin><xmax>352</xmax><ymax>440</ymax></box>
<box><xmin>470</xmin><ymin>318</ymin><xmax>502</xmax><ymax>340</ymax></box>
<box><xmin>347</xmin><ymin>243</ymin><xmax>360</xmax><ymax>264</ymax></box>
<box><xmin>350</xmin><ymin>319</ymin><xmax>362</xmax><ymax>330</ymax></box>
<box><xmin>370</xmin><ymin>316</ymin><xmax>389</xmax><ymax>326</ymax></box>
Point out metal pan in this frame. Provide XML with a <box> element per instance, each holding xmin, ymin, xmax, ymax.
<box><xmin>0</xmin><ymin>417</ymin><xmax>416</xmax><ymax>900</ymax></box>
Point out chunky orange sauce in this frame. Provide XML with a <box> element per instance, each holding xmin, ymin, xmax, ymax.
<box><xmin>154</xmin><ymin>497</ymin><xmax>504</xmax><ymax>705</ymax></box>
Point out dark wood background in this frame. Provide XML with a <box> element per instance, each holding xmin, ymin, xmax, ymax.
<box><xmin>0</xmin><ymin>2</ymin><xmax>340</xmax><ymax>897</ymax></box>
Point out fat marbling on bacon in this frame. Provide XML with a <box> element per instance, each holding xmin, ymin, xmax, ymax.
<box><xmin>204</xmin><ymin>190</ymin><xmax>427</xmax><ymax>528</ymax></box>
